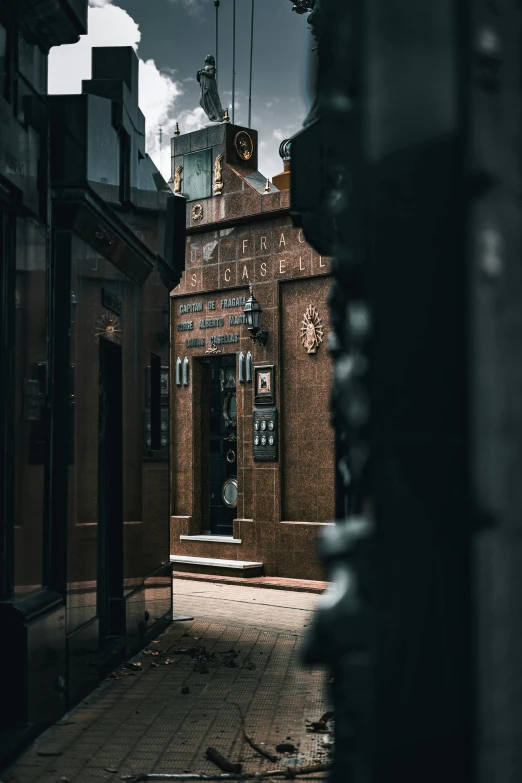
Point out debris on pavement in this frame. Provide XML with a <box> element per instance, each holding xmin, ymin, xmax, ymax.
<box><xmin>120</xmin><ymin>762</ymin><xmax>330</xmax><ymax>780</ymax></box>
<box><xmin>243</xmin><ymin>732</ymin><xmax>278</xmax><ymax>764</ymax></box>
<box><xmin>306</xmin><ymin>711</ymin><xmax>334</xmax><ymax>734</ymax></box>
<box><xmin>274</xmin><ymin>743</ymin><xmax>296</xmax><ymax>754</ymax></box>
<box><xmin>181</xmin><ymin>686</ymin><xmax>190</xmax><ymax>694</ymax></box>
<box><xmin>205</xmin><ymin>747</ymin><xmax>242</xmax><ymax>774</ymax></box>
<box><xmin>231</xmin><ymin>702</ymin><xmax>279</xmax><ymax>764</ymax></box>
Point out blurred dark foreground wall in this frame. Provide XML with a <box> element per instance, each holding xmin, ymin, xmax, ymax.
<box><xmin>290</xmin><ymin>1</ymin><xmax>522</xmax><ymax>782</ymax></box>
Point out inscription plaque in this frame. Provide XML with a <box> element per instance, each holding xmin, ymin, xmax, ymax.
<box><xmin>253</xmin><ymin>407</ymin><xmax>278</xmax><ymax>462</ymax></box>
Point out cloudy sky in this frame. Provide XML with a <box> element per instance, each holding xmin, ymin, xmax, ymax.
<box><xmin>48</xmin><ymin>0</ymin><xmax>314</xmax><ymax>181</ymax></box>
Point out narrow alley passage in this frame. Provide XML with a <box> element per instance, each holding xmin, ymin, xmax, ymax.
<box><xmin>4</xmin><ymin>582</ymin><xmax>330</xmax><ymax>783</ymax></box>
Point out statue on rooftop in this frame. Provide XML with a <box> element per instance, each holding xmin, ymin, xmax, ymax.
<box><xmin>197</xmin><ymin>55</ymin><xmax>225</xmax><ymax>123</ymax></box>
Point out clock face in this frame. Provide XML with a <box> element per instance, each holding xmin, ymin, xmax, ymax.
<box><xmin>234</xmin><ymin>131</ymin><xmax>254</xmax><ymax>161</ymax></box>
<box><xmin>183</xmin><ymin>149</ymin><xmax>212</xmax><ymax>202</ymax></box>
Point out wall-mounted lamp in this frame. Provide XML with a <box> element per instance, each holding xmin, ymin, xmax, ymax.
<box><xmin>246</xmin><ymin>351</ymin><xmax>253</xmax><ymax>382</ymax></box>
<box><xmin>176</xmin><ymin>357</ymin><xmax>182</xmax><ymax>386</ymax></box>
<box><xmin>238</xmin><ymin>351</ymin><xmax>245</xmax><ymax>383</ymax></box>
<box><xmin>157</xmin><ymin>300</ymin><xmax>170</xmax><ymax>346</ymax></box>
<box><xmin>243</xmin><ymin>284</ymin><xmax>268</xmax><ymax>347</ymax></box>
<box><xmin>182</xmin><ymin>357</ymin><xmax>190</xmax><ymax>387</ymax></box>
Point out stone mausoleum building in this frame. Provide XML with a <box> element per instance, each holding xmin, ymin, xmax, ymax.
<box><xmin>169</xmin><ymin>122</ymin><xmax>335</xmax><ymax>581</ymax></box>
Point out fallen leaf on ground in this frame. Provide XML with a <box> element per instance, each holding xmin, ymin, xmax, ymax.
<box><xmin>307</xmin><ymin>722</ymin><xmax>329</xmax><ymax>733</ymax></box>
<box><xmin>276</xmin><ymin>742</ymin><xmax>297</xmax><ymax>754</ymax></box>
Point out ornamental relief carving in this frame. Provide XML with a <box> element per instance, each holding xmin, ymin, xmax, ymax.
<box><xmin>95</xmin><ymin>312</ymin><xmax>122</xmax><ymax>344</ymax></box>
<box><xmin>173</xmin><ymin>165</ymin><xmax>183</xmax><ymax>194</ymax></box>
<box><xmin>213</xmin><ymin>153</ymin><xmax>224</xmax><ymax>195</ymax></box>
<box><xmin>301</xmin><ymin>305</ymin><xmax>324</xmax><ymax>354</ymax></box>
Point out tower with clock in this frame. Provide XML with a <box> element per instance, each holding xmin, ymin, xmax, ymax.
<box><xmin>170</xmin><ymin>121</ymin><xmax>261</xmax><ymax>210</ymax></box>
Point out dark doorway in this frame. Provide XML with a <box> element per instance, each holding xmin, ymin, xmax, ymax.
<box><xmin>208</xmin><ymin>355</ymin><xmax>237</xmax><ymax>536</ymax></box>
<box><xmin>97</xmin><ymin>338</ymin><xmax>124</xmax><ymax>644</ymax></box>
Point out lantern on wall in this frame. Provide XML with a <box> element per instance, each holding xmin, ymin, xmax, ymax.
<box><xmin>176</xmin><ymin>357</ymin><xmax>182</xmax><ymax>386</ymax></box>
<box><xmin>243</xmin><ymin>284</ymin><xmax>268</xmax><ymax>346</ymax></box>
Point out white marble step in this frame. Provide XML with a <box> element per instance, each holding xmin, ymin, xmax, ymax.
<box><xmin>171</xmin><ymin>555</ymin><xmax>263</xmax><ymax>577</ymax></box>
<box><xmin>180</xmin><ymin>535</ymin><xmax>242</xmax><ymax>544</ymax></box>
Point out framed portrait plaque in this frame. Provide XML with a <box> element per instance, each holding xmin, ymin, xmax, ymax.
<box><xmin>183</xmin><ymin>149</ymin><xmax>212</xmax><ymax>202</ymax></box>
<box><xmin>254</xmin><ymin>364</ymin><xmax>275</xmax><ymax>405</ymax></box>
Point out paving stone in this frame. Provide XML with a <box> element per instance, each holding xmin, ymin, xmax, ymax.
<box><xmin>3</xmin><ymin>582</ymin><xmax>330</xmax><ymax>782</ymax></box>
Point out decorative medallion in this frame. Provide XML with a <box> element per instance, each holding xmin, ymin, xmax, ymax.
<box><xmin>192</xmin><ymin>204</ymin><xmax>203</xmax><ymax>221</ymax></box>
<box><xmin>222</xmin><ymin>476</ymin><xmax>238</xmax><ymax>508</ymax></box>
<box><xmin>234</xmin><ymin>131</ymin><xmax>254</xmax><ymax>161</ymax></box>
<box><xmin>173</xmin><ymin>165</ymin><xmax>183</xmax><ymax>194</ymax></box>
<box><xmin>300</xmin><ymin>305</ymin><xmax>324</xmax><ymax>354</ymax></box>
<box><xmin>213</xmin><ymin>153</ymin><xmax>224</xmax><ymax>195</ymax></box>
<box><xmin>205</xmin><ymin>344</ymin><xmax>222</xmax><ymax>354</ymax></box>
<box><xmin>95</xmin><ymin>312</ymin><xmax>122</xmax><ymax>344</ymax></box>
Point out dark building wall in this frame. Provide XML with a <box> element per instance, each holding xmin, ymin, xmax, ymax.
<box><xmin>281</xmin><ymin>275</ymin><xmax>334</xmax><ymax>524</ymax></box>
<box><xmin>0</xmin><ymin>25</ymin><xmax>179</xmax><ymax>763</ymax></box>
<box><xmin>0</xmin><ymin>0</ymin><xmax>90</xmax><ymax>757</ymax></box>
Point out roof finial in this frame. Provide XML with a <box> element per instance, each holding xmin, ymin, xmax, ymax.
<box><xmin>264</xmin><ymin>179</ymin><xmax>271</xmax><ymax>193</ymax></box>
<box><xmin>174</xmin><ymin>122</ymin><xmax>180</xmax><ymax>136</ymax></box>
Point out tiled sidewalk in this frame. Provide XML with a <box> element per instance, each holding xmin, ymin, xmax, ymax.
<box><xmin>3</xmin><ymin>580</ymin><xmax>331</xmax><ymax>783</ymax></box>
<box><xmin>172</xmin><ymin>572</ymin><xmax>328</xmax><ymax>594</ymax></box>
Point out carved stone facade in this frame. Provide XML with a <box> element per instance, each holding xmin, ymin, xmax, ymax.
<box><xmin>170</xmin><ymin>124</ymin><xmax>335</xmax><ymax>580</ymax></box>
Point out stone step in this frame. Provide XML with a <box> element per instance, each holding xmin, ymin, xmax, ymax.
<box><xmin>171</xmin><ymin>555</ymin><xmax>264</xmax><ymax>578</ymax></box>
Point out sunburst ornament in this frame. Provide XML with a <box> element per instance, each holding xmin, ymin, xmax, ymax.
<box><xmin>95</xmin><ymin>312</ymin><xmax>122</xmax><ymax>344</ymax></box>
<box><xmin>300</xmin><ymin>305</ymin><xmax>324</xmax><ymax>354</ymax></box>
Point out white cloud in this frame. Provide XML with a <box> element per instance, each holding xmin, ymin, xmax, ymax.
<box><xmin>139</xmin><ymin>58</ymin><xmax>182</xmax><ymax>176</ymax></box>
<box><xmin>48</xmin><ymin>0</ymin><xmax>186</xmax><ymax>180</ymax></box>
<box><xmin>259</xmin><ymin>140</ymin><xmax>283</xmax><ymax>183</ymax></box>
<box><xmin>169</xmin><ymin>0</ymin><xmax>211</xmax><ymax>19</ymax></box>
